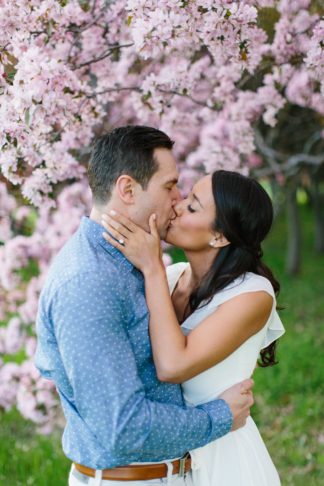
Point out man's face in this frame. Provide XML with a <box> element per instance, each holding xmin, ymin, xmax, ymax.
<box><xmin>131</xmin><ymin>148</ymin><xmax>181</xmax><ymax>239</ymax></box>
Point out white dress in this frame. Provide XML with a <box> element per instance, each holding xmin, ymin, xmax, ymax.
<box><xmin>167</xmin><ymin>262</ymin><xmax>285</xmax><ymax>486</ymax></box>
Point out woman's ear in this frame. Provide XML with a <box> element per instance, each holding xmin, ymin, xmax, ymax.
<box><xmin>115</xmin><ymin>175</ymin><xmax>136</xmax><ymax>204</ymax></box>
<box><xmin>209</xmin><ymin>232</ymin><xmax>230</xmax><ymax>249</ymax></box>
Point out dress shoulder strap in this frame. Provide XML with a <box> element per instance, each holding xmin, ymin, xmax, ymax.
<box><xmin>166</xmin><ymin>262</ymin><xmax>189</xmax><ymax>294</ymax></box>
<box><xmin>204</xmin><ymin>272</ymin><xmax>285</xmax><ymax>349</ymax></box>
<box><xmin>215</xmin><ymin>273</ymin><xmax>276</xmax><ymax>304</ymax></box>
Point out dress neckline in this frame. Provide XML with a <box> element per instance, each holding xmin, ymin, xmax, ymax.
<box><xmin>170</xmin><ymin>263</ymin><xmax>189</xmax><ymax>297</ymax></box>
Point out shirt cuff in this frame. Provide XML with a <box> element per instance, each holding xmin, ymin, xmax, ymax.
<box><xmin>198</xmin><ymin>398</ymin><xmax>233</xmax><ymax>441</ymax></box>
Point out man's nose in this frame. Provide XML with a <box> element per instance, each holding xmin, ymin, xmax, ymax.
<box><xmin>172</xmin><ymin>187</ymin><xmax>182</xmax><ymax>204</ymax></box>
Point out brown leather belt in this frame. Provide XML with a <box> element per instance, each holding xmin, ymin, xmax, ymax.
<box><xmin>74</xmin><ymin>453</ymin><xmax>191</xmax><ymax>481</ymax></box>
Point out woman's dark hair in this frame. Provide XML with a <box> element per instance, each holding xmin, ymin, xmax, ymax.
<box><xmin>88</xmin><ymin>125</ymin><xmax>174</xmax><ymax>204</ymax></box>
<box><xmin>189</xmin><ymin>170</ymin><xmax>280</xmax><ymax>367</ymax></box>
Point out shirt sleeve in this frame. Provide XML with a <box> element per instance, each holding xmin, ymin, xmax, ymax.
<box><xmin>51</xmin><ymin>270</ymin><xmax>232</xmax><ymax>464</ymax></box>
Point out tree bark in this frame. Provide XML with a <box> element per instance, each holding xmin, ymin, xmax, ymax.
<box><xmin>270</xmin><ymin>178</ymin><xmax>285</xmax><ymax>218</ymax></box>
<box><xmin>286</xmin><ymin>183</ymin><xmax>301</xmax><ymax>275</ymax></box>
<box><xmin>313</xmin><ymin>179</ymin><xmax>324</xmax><ymax>253</ymax></box>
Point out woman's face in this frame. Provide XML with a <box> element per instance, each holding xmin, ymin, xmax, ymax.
<box><xmin>166</xmin><ymin>174</ymin><xmax>217</xmax><ymax>250</ymax></box>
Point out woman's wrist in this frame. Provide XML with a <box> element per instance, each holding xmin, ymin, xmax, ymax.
<box><xmin>143</xmin><ymin>259</ymin><xmax>165</xmax><ymax>278</ymax></box>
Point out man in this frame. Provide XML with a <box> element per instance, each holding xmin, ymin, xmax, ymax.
<box><xmin>35</xmin><ymin>126</ymin><xmax>254</xmax><ymax>486</ymax></box>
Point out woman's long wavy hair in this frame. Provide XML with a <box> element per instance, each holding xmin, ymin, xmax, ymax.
<box><xmin>188</xmin><ymin>170</ymin><xmax>281</xmax><ymax>367</ymax></box>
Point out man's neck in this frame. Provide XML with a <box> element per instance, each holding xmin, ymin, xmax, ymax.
<box><xmin>90</xmin><ymin>203</ymin><xmax>123</xmax><ymax>225</ymax></box>
<box><xmin>89</xmin><ymin>206</ymin><xmax>105</xmax><ymax>225</ymax></box>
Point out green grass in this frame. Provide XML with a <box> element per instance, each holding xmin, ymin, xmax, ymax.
<box><xmin>252</xmin><ymin>207</ymin><xmax>324</xmax><ymax>486</ymax></box>
<box><xmin>0</xmin><ymin>409</ymin><xmax>70</xmax><ymax>485</ymax></box>
<box><xmin>1</xmin><ymin>206</ymin><xmax>323</xmax><ymax>485</ymax></box>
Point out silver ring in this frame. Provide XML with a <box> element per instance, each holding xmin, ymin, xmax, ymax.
<box><xmin>119</xmin><ymin>238</ymin><xmax>125</xmax><ymax>245</ymax></box>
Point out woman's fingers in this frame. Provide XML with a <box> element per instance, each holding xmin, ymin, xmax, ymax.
<box><xmin>102</xmin><ymin>222</ymin><xmax>128</xmax><ymax>245</ymax></box>
<box><xmin>101</xmin><ymin>215</ymin><xmax>128</xmax><ymax>240</ymax></box>
<box><xmin>149</xmin><ymin>213</ymin><xmax>159</xmax><ymax>238</ymax></box>
<box><xmin>105</xmin><ymin>210</ymin><xmax>137</xmax><ymax>233</ymax></box>
<box><xmin>102</xmin><ymin>231</ymin><xmax>126</xmax><ymax>252</ymax></box>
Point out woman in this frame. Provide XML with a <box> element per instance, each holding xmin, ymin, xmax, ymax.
<box><xmin>101</xmin><ymin>170</ymin><xmax>285</xmax><ymax>486</ymax></box>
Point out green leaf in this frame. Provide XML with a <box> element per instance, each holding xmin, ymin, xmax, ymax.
<box><xmin>141</xmin><ymin>91</ymin><xmax>152</xmax><ymax>102</ymax></box>
<box><xmin>78</xmin><ymin>0</ymin><xmax>91</xmax><ymax>12</ymax></box>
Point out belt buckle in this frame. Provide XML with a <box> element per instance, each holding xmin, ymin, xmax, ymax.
<box><xmin>179</xmin><ymin>452</ymin><xmax>189</xmax><ymax>477</ymax></box>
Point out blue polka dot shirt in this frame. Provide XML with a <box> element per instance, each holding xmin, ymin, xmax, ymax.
<box><xmin>35</xmin><ymin>217</ymin><xmax>232</xmax><ymax>468</ymax></box>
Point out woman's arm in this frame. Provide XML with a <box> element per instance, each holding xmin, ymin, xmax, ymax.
<box><xmin>101</xmin><ymin>211</ymin><xmax>273</xmax><ymax>383</ymax></box>
<box><xmin>142</xmin><ymin>264</ymin><xmax>273</xmax><ymax>383</ymax></box>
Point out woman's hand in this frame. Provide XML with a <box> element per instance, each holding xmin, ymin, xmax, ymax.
<box><xmin>101</xmin><ymin>210</ymin><xmax>163</xmax><ymax>274</ymax></box>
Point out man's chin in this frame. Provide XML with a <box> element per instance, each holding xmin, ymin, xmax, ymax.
<box><xmin>161</xmin><ymin>221</ymin><xmax>177</xmax><ymax>242</ymax></box>
<box><xmin>163</xmin><ymin>227</ymin><xmax>174</xmax><ymax>244</ymax></box>
<box><xmin>159</xmin><ymin>228</ymin><xmax>168</xmax><ymax>241</ymax></box>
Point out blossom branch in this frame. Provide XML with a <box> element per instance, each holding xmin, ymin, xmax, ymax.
<box><xmin>72</xmin><ymin>43</ymin><xmax>134</xmax><ymax>70</ymax></box>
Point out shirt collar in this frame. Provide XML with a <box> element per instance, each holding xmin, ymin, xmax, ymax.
<box><xmin>80</xmin><ymin>216</ymin><xmax>134</xmax><ymax>272</ymax></box>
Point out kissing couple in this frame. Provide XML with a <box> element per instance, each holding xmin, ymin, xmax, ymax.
<box><xmin>35</xmin><ymin>125</ymin><xmax>285</xmax><ymax>486</ymax></box>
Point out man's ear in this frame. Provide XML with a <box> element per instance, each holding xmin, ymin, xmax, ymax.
<box><xmin>115</xmin><ymin>175</ymin><xmax>137</xmax><ymax>204</ymax></box>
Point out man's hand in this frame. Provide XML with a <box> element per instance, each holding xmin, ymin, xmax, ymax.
<box><xmin>219</xmin><ymin>378</ymin><xmax>254</xmax><ymax>431</ymax></box>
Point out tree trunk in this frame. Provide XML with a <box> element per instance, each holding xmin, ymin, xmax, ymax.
<box><xmin>314</xmin><ymin>179</ymin><xmax>324</xmax><ymax>253</ymax></box>
<box><xmin>270</xmin><ymin>178</ymin><xmax>284</xmax><ymax>218</ymax></box>
<box><xmin>286</xmin><ymin>183</ymin><xmax>301</xmax><ymax>275</ymax></box>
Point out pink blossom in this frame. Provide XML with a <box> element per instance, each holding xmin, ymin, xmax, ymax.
<box><xmin>162</xmin><ymin>253</ymin><xmax>172</xmax><ymax>267</ymax></box>
<box><xmin>0</xmin><ymin>362</ymin><xmax>20</xmax><ymax>410</ymax></box>
<box><xmin>286</xmin><ymin>70</ymin><xmax>313</xmax><ymax>107</ymax></box>
<box><xmin>0</xmin><ymin>0</ymin><xmax>323</xmax><ymax>433</ymax></box>
<box><xmin>247</xmin><ymin>153</ymin><xmax>263</xmax><ymax>168</ymax></box>
<box><xmin>4</xmin><ymin>317</ymin><xmax>24</xmax><ymax>355</ymax></box>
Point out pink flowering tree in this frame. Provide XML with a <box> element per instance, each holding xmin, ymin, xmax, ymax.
<box><xmin>0</xmin><ymin>0</ymin><xmax>323</xmax><ymax>431</ymax></box>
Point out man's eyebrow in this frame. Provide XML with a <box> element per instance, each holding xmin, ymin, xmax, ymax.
<box><xmin>193</xmin><ymin>193</ymin><xmax>204</xmax><ymax>208</ymax></box>
<box><xmin>164</xmin><ymin>178</ymin><xmax>179</xmax><ymax>185</ymax></box>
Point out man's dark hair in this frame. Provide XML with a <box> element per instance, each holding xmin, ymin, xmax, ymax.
<box><xmin>88</xmin><ymin>125</ymin><xmax>174</xmax><ymax>204</ymax></box>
